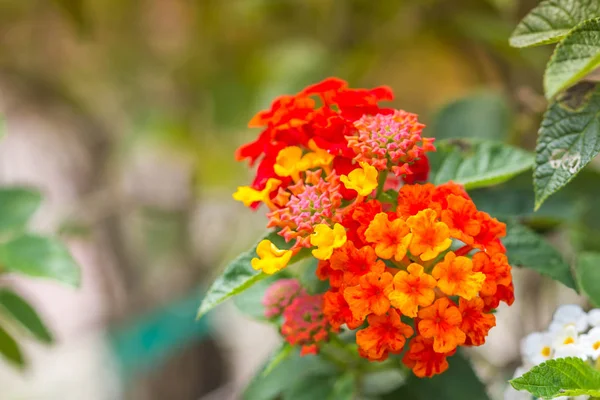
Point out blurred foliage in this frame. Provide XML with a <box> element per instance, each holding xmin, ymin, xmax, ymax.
<box><xmin>0</xmin><ymin>0</ymin><xmax>550</xmax><ymax>191</ymax></box>
<box><xmin>3</xmin><ymin>0</ymin><xmax>599</xmax><ymax>396</ymax></box>
<box><xmin>0</xmin><ymin>186</ymin><xmax>79</xmax><ymax>367</ymax></box>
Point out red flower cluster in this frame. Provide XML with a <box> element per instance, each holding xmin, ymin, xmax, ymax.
<box><xmin>281</xmin><ymin>293</ymin><xmax>330</xmax><ymax>356</ymax></box>
<box><xmin>236</xmin><ymin>78</ymin><xmax>394</xmax><ymax>191</ymax></box>
<box><xmin>234</xmin><ymin>78</ymin><xmax>434</xmax><ymax>251</ymax></box>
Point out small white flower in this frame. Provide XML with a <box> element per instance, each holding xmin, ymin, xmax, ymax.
<box><xmin>558</xmin><ymin>396</ymin><xmax>591</xmax><ymax>400</ymax></box>
<box><xmin>580</xmin><ymin>327</ymin><xmax>600</xmax><ymax>359</ymax></box>
<box><xmin>549</xmin><ymin>304</ymin><xmax>588</xmax><ymax>333</ymax></box>
<box><xmin>552</xmin><ymin>325</ymin><xmax>587</xmax><ymax>360</ymax></box>
<box><xmin>504</xmin><ymin>367</ymin><xmax>533</xmax><ymax>400</ymax></box>
<box><xmin>587</xmin><ymin>309</ymin><xmax>600</xmax><ymax>327</ymax></box>
<box><xmin>521</xmin><ymin>332</ymin><xmax>554</xmax><ymax>365</ymax></box>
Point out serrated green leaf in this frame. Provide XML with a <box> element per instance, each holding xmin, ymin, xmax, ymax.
<box><xmin>0</xmin><ymin>188</ymin><xmax>42</xmax><ymax>235</ymax></box>
<box><xmin>509</xmin><ymin>0</ymin><xmax>600</xmax><ymax>48</ymax></box>
<box><xmin>197</xmin><ymin>232</ymin><xmax>305</xmax><ymax>319</ymax></box>
<box><xmin>384</xmin><ymin>352</ymin><xmax>489</xmax><ymax>400</ymax></box>
<box><xmin>511</xmin><ymin>357</ymin><xmax>600</xmax><ymax>398</ymax></box>
<box><xmin>0</xmin><ymin>324</ymin><xmax>23</xmax><ymax>367</ymax></box>
<box><xmin>575</xmin><ymin>252</ymin><xmax>600</xmax><ymax>306</ymax></box>
<box><xmin>469</xmin><ymin>173</ymin><xmax>578</xmax><ymax>225</ymax></box>
<box><xmin>0</xmin><ymin>289</ymin><xmax>53</xmax><ymax>344</ymax></box>
<box><xmin>430</xmin><ymin>91</ymin><xmax>511</xmax><ymax>141</ymax></box>
<box><xmin>544</xmin><ymin>17</ymin><xmax>600</xmax><ymax>99</ymax></box>
<box><xmin>428</xmin><ymin>139</ymin><xmax>533</xmax><ymax>190</ymax></box>
<box><xmin>0</xmin><ymin>234</ymin><xmax>80</xmax><ymax>287</ymax></box>
<box><xmin>534</xmin><ymin>83</ymin><xmax>600</xmax><ymax>210</ymax></box>
<box><xmin>503</xmin><ymin>220</ymin><xmax>576</xmax><ymax>289</ymax></box>
<box><xmin>243</xmin><ymin>347</ymin><xmax>337</xmax><ymax>400</ymax></box>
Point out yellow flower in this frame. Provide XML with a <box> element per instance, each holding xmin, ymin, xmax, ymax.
<box><xmin>300</xmin><ymin>139</ymin><xmax>334</xmax><ymax>170</ymax></box>
<box><xmin>251</xmin><ymin>239</ymin><xmax>293</xmax><ymax>275</ymax></box>
<box><xmin>310</xmin><ymin>223</ymin><xmax>347</xmax><ymax>260</ymax></box>
<box><xmin>232</xmin><ymin>178</ymin><xmax>281</xmax><ymax>207</ymax></box>
<box><xmin>340</xmin><ymin>162</ymin><xmax>378</xmax><ymax>196</ymax></box>
<box><xmin>274</xmin><ymin>146</ymin><xmax>304</xmax><ymax>179</ymax></box>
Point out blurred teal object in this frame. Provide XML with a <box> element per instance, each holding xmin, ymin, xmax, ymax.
<box><xmin>108</xmin><ymin>289</ymin><xmax>211</xmax><ymax>381</ymax></box>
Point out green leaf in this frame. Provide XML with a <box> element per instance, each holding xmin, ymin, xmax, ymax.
<box><xmin>361</xmin><ymin>368</ymin><xmax>406</xmax><ymax>396</ymax></box>
<box><xmin>299</xmin><ymin>258</ymin><xmax>329</xmax><ymax>294</ymax></box>
<box><xmin>283</xmin><ymin>372</ymin><xmax>355</xmax><ymax>400</ymax></box>
<box><xmin>0</xmin><ymin>324</ymin><xmax>24</xmax><ymax>367</ymax></box>
<box><xmin>510</xmin><ymin>357</ymin><xmax>600</xmax><ymax>398</ymax></box>
<box><xmin>509</xmin><ymin>0</ymin><xmax>600</xmax><ymax>48</ymax></box>
<box><xmin>503</xmin><ymin>220</ymin><xmax>576</xmax><ymax>289</ymax></box>
<box><xmin>283</xmin><ymin>376</ymin><xmax>337</xmax><ymax>400</ymax></box>
<box><xmin>384</xmin><ymin>352</ymin><xmax>489</xmax><ymax>400</ymax></box>
<box><xmin>262</xmin><ymin>343</ymin><xmax>294</xmax><ymax>377</ymax></box>
<box><xmin>0</xmin><ymin>289</ymin><xmax>53</xmax><ymax>344</ymax></box>
<box><xmin>428</xmin><ymin>139</ymin><xmax>533</xmax><ymax>190</ymax></box>
<box><xmin>243</xmin><ymin>347</ymin><xmax>337</xmax><ymax>400</ymax></box>
<box><xmin>0</xmin><ymin>289</ymin><xmax>54</xmax><ymax>344</ymax></box>
<box><xmin>0</xmin><ymin>188</ymin><xmax>42</xmax><ymax>234</ymax></box>
<box><xmin>534</xmin><ymin>83</ymin><xmax>600</xmax><ymax>210</ymax></box>
<box><xmin>233</xmin><ymin>272</ymin><xmax>290</xmax><ymax>321</ymax></box>
<box><xmin>575</xmin><ymin>252</ymin><xmax>600</xmax><ymax>306</ymax></box>
<box><xmin>0</xmin><ymin>234</ymin><xmax>80</xmax><ymax>287</ymax></box>
<box><xmin>198</xmin><ymin>232</ymin><xmax>304</xmax><ymax>319</ymax></box>
<box><xmin>329</xmin><ymin>373</ymin><xmax>356</xmax><ymax>400</ymax></box>
<box><xmin>430</xmin><ymin>91</ymin><xmax>511</xmax><ymax>141</ymax></box>
<box><xmin>544</xmin><ymin>17</ymin><xmax>600</xmax><ymax>99</ymax></box>
<box><xmin>469</xmin><ymin>173</ymin><xmax>578</xmax><ymax>226</ymax></box>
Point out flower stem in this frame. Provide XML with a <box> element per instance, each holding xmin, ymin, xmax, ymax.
<box><xmin>376</xmin><ymin>170</ymin><xmax>388</xmax><ymax>197</ymax></box>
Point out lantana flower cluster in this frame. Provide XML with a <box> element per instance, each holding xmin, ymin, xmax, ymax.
<box><xmin>507</xmin><ymin>305</ymin><xmax>600</xmax><ymax>400</ymax></box>
<box><xmin>234</xmin><ymin>78</ymin><xmax>514</xmax><ymax>378</ymax></box>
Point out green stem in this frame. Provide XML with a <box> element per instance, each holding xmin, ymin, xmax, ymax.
<box><xmin>319</xmin><ymin>346</ymin><xmax>348</xmax><ymax>370</ymax></box>
<box><xmin>376</xmin><ymin>170</ymin><xmax>388</xmax><ymax>197</ymax></box>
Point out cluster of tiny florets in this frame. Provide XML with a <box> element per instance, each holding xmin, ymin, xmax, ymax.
<box><xmin>234</xmin><ymin>77</ymin><xmax>514</xmax><ymax>378</ymax></box>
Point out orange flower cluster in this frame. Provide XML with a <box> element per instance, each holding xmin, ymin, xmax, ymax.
<box><xmin>237</xmin><ymin>78</ymin><xmax>514</xmax><ymax>378</ymax></box>
<box><xmin>320</xmin><ymin>182</ymin><xmax>513</xmax><ymax>377</ymax></box>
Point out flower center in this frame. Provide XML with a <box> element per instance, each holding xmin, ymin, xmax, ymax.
<box><xmin>563</xmin><ymin>337</ymin><xmax>575</xmax><ymax>345</ymax></box>
<box><xmin>541</xmin><ymin>346</ymin><xmax>551</xmax><ymax>357</ymax></box>
<box><xmin>593</xmin><ymin>341</ymin><xmax>600</xmax><ymax>351</ymax></box>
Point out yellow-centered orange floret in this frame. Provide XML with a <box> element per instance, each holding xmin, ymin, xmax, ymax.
<box><xmin>386</xmin><ymin>263</ymin><xmax>436</xmax><ymax>318</ymax></box>
<box><xmin>417</xmin><ymin>297</ymin><xmax>466</xmax><ymax>353</ymax></box>
<box><xmin>344</xmin><ymin>271</ymin><xmax>393</xmax><ymax>322</ymax></box>
<box><xmin>406</xmin><ymin>208</ymin><xmax>452</xmax><ymax>261</ymax></box>
<box><xmin>365</xmin><ymin>212</ymin><xmax>411</xmax><ymax>261</ymax></box>
<box><xmin>432</xmin><ymin>251</ymin><xmax>485</xmax><ymax>300</ymax></box>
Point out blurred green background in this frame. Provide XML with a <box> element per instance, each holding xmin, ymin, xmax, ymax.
<box><xmin>0</xmin><ymin>1</ymin><xmax>566</xmax><ymax>399</ymax></box>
